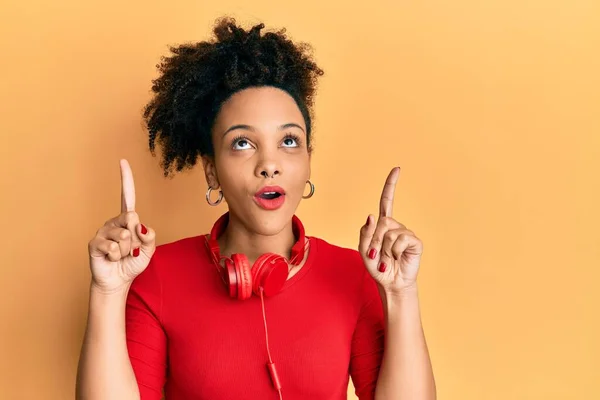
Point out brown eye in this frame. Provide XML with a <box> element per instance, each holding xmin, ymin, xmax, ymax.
<box><xmin>232</xmin><ymin>136</ymin><xmax>252</xmax><ymax>150</ymax></box>
<box><xmin>282</xmin><ymin>134</ymin><xmax>300</xmax><ymax>148</ymax></box>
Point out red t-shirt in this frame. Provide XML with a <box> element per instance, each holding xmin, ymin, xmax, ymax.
<box><xmin>125</xmin><ymin>234</ymin><xmax>385</xmax><ymax>400</ymax></box>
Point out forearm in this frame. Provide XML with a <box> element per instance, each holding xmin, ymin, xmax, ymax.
<box><xmin>76</xmin><ymin>283</ymin><xmax>140</xmax><ymax>400</ymax></box>
<box><xmin>374</xmin><ymin>286</ymin><xmax>436</xmax><ymax>400</ymax></box>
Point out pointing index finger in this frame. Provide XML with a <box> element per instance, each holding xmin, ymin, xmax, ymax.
<box><xmin>120</xmin><ymin>159</ymin><xmax>136</xmax><ymax>213</ymax></box>
<box><xmin>379</xmin><ymin>167</ymin><xmax>400</xmax><ymax>218</ymax></box>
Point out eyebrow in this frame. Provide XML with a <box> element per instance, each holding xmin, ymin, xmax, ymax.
<box><xmin>222</xmin><ymin>123</ymin><xmax>305</xmax><ymax>137</ymax></box>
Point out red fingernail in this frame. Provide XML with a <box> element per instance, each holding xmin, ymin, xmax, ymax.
<box><xmin>133</xmin><ymin>248</ymin><xmax>140</xmax><ymax>257</ymax></box>
<box><xmin>368</xmin><ymin>248</ymin><xmax>377</xmax><ymax>260</ymax></box>
<box><xmin>141</xmin><ymin>224</ymin><xmax>148</xmax><ymax>235</ymax></box>
<box><xmin>378</xmin><ymin>262</ymin><xmax>387</xmax><ymax>272</ymax></box>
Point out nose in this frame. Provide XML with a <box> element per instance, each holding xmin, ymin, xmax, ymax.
<box><xmin>255</xmin><ymin>155</ymin><xmax>281</xmax><ymax>179</ymax></box>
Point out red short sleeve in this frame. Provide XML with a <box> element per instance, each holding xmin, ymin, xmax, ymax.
<box><xmin>125</xmin><ymin>257</ymin><xmax>167</xmax><ymax>400</ymax></box>
<box><xmin>349</xmin><ymin>270</ymin><xmax>385</xmax><ymax>400</ymax></box>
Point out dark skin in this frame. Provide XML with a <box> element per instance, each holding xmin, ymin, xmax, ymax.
<box><xmin>82</xmin><ymin>86</ymin><xmax>434</xmax><ymax>400</ymax></box>
<box><xmin>201</xmin><ymin>86</ymin><xmax>312</xmax><ymax>274</ymax></box>
<box><xmin>200</xmin><ymin>86</ymin><xmax>434</xmax><ymax>398</ymax></box>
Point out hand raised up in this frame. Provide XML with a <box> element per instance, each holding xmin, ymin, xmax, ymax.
<box><xmin>358</xmin><ymin>167</ymin><xmax>424</xmax><ymax>295</ymax></box>
<box><xmin>87</xmin><ymin>159</ymin><xmax>156</xmax><ymax>294</ymax></box>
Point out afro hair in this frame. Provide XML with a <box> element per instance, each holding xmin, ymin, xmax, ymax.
<box><xmin>142</xmin><ymin>17</ymin><xmax>324</xmax><ymax>177</ymax></box>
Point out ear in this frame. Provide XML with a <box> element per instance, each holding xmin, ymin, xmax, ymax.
<box><xmin>201</xmin><ymin>155</ymin><xmax>219</xmax><ymax>188</ymax></box>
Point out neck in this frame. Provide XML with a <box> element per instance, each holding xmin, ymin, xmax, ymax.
<box><xmin>218</xmin><ymin>212</ymin><xmax>297</xmax><ymax>265</ymax></box>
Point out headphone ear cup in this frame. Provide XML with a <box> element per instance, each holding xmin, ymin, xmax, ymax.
<box><xmin>232</xmin><ymin>254</ymin><xmax>252</xmax><ymax>300</ymax></box>
<box><xmin>224</xmin><ymin>258</ymin><xmax>238</xmax><ymax>299</ymax></box>
<box><xmin>252</xmin><ymin>253</ymin><xmax>289</xmax><ymax>297</ymax></box>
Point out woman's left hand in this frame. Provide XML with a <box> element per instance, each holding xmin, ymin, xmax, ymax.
<box><xmin>359</xmin><ymin>167</ymin><xmax>424</xmax><ymax>295</ymax></box>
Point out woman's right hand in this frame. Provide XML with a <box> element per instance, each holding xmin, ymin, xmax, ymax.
<box><xmin>87</xmin><ymin>159</ymin><xmax>156</xmax><ymax>294</ymax></box>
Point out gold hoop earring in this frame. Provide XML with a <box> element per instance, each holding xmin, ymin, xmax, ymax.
<box><xmin>302</xmin><ymin>180</ymin><xmax>315</xmax><ymax>199</ymax></box>
<box><xmin>206</xmin><ymin>187</ymin><xmax>223</xmax><ymax>206</ymax></box>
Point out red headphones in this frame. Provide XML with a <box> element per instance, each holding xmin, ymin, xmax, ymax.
<box><xmin>205</xmin><ymin>212</ymin><xmax>307</xmax><ymax>300</ymax></box>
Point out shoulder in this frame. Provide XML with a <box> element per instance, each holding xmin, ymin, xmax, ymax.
<box><xmin>310</xmin><ymin>236</ymin><xmax>367</xmax><ymax>278</ymax></box>
<box><xmin>311</xmin><ymin>236</ymin><xmax>361</xmax><ymax>259</ymax></box>
<box><xmin>136</xmin><ymin>234</ymin><xmax>208</xmax><ymax>282</ymax></box>
<box><xmin>308</xmin><ymin>236</ymin><xmax>380</xmax><ymax>310</ymax></box>
<box><xmin>154</xmin><ymin>234</ymin><xmax>206</xmax><ymax>260</ymax></box>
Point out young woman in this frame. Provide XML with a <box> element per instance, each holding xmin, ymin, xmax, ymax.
<box><xmin>76</xmin><ymin>17</ymin><xmax>436</xmax><ymax>400</ymax></box>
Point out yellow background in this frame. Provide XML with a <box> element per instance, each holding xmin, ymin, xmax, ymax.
<box><xmin>1</xmin><ymin>0</ymin><xmax>598</xmax><ymax>399</ymax></box>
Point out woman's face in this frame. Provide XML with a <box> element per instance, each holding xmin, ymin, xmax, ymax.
<box><xmin>203</xmin><ymin>86</ymin><xmax>311</xmax><ymax>235</ymax></box>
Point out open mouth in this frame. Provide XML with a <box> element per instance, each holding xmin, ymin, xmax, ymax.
<box><xmin>258</xmin><ymin>191</ymin><xmax>283</xmax><ymax>200</ymax></box>
<box><xmin>254</xmin><ymin>186</ymin><xmax>286</xmax><ymax>210</ymax></box>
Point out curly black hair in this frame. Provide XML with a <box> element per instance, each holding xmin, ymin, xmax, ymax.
<box><xmin>142</xmin><ymin>17</ymin><xmax>324</xmax><ymax>177</ymax></box>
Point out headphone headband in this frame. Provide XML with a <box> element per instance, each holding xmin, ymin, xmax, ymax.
<box><xmin>206</xmin><ymin>212</ymin><xmax>306</xmax><ymax>266</ymax></box>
